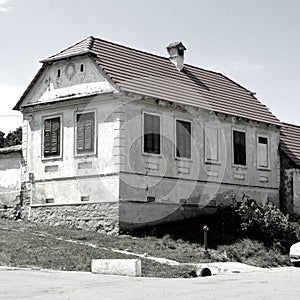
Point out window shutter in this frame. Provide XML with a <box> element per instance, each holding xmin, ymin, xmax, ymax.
<box><xmin>176</xmin><ymin>120</ymin><xmax>191</xmax><ymax>158</ymax></box>
<box><xmin>77</xmin><ymin>121</ymin><xmax>84</xmax><ymax>152</ymax></box>
<box><xmin>43</xmin><ymin>117</ymin><xmax>60</xmax><ymax>157</ymax></box>
<box><xmin>44</xmin><ymin>119</ymin><xmax>51</xmax><ymax>155</ymax></box>
<box><xmin>144</xmin><ymin>113</ymin><xmax>160</xmax><ymax>154</ymax></box>
<box><xmin>233</xmin><ymin>131</ymin><xmax>246</xmax><ymax>165</ymax></box>
<box><xmin>257</xmin><ymin>136</ymin><xmax>268</xmax><ymax>167</ymax></box>
<box><xmin>76</xmin><ymin>112</ymin><xmax>95</xmax><ymax>153</ymax></box>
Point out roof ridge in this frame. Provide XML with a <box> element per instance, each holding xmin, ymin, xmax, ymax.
<box><xmin>282</xmin><ymin>122</ymin><xmax>300</xmax><ymax>128</ymax></box>
<box><xmin>92</xmin><ymin>36</ymin><xmax>171</xmax><ymax>62</ymax></box>
<box><xmin>46</xmin><ymin>36</ymin><xmax>92</xmax><ymax>60</ymax></box>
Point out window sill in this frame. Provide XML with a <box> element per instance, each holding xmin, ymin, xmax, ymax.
<box><xmin>42</xmin><ymin>156</ymin><xmax>63</xmax><ymax>163</ymax></box>
<box><xmin>74</xmin><ymin>152</ymin><xmax>97</xmax><ymax>159</ymax></box>
<box><xmin>232</xmin><ymin>164</ymin><xmax>247</xmax><ymax>170</ymax></box>
<box><xmin>142</xmin><ymin>152</ymin><xmax>162</xmax><ymax>158</ymax></box>
<box><xmin>205</xmin><ymin>160</ymin><xmax>221</xmax><ymax>166</ymax></box>
<box><xmin>175</xmin><ymin>156</ymin><xmax>193</xmax><ymax>162</ymax></box>
<box><xmin>257</xmin><ymin>167</ymin><xmax>271</xmax><ymax>172</ymax></box>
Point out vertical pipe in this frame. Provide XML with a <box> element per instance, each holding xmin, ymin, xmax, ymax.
<box><xmin>203</xmin><ymin>225</ymin><xmax>209</xmax><ymax>252</ymax></box>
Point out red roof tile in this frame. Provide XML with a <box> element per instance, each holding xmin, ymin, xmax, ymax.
<box><xmin>280</xmin><ymin>123</ymin><xmax>300</xmax><ymax>166</ymax></box>
<box><xmin>15</xmin><ymin>36</ymin><xmax>281</xmax><ymax>126</ymax></box>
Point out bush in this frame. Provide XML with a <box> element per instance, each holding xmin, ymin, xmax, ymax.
<box><xmin>236</xmin><ymin>200</ymin><xmax>298</xmax><ymax>252</ymax></box>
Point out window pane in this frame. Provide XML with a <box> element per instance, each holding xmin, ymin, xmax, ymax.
<box><xmin>233</xmin><ymin>130</ymin><xmax>246</xmax><ymax>165</ymax></box>
<box><xmin>176</xmin><ymin>120</ymin><xmax>191</xmax><ymax>158</ymax></box>
<box><xmin>144</xmin><ymin>113</ymin><xmax>160</xmax><ymax>154</ymax></box>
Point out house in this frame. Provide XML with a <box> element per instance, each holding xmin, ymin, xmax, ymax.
<box><xmin>14</xmin><ymin>36</ymin><xmax>282</xmax><ymax>233</ymax></box>
<box><xmin>280</xmin><ymin>123</ymin><xmax>300</xmax><ymax>216</ymax></box>
<box><xmin>0</xmin><ymin>145</ymin><xmax>22</xmax><ymax>208</ymax></box>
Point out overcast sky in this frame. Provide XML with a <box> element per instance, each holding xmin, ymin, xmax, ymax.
<box><xmin>1</xmin><ymin>0</ymin><xmax>300</xmax><ymax>133</ymax></box>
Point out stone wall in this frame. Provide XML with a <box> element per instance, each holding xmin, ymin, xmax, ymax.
<box><xmin>29</xmin><ymin>202</ymin><xmax>119</xmax><ymax>234</ymax></box>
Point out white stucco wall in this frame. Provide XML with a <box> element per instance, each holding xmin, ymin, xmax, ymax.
<box><xmin>23</xmin><ymin>96</ymin><xmax>121</xmax><ymax>204</ymax></box>
<box><xmin>0</xmin><ymin>149</ymin><xmax>22</xmax><ymax>206</ymax></box>
<box><xmin>119</xmin><ymin>99</ymin><xmax>280</xmax><ymax>209</ymax></box>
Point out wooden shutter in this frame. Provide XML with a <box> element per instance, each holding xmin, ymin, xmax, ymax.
<box><xmin>144</xmin><ymin>113</ymin><xmax>160</xmax><ymax>154</ymax></box>
<box><xmin>233</xmin><ymin>130</ymin><xmax>246</xmax><ymax>165</ymax></box>
<box><xmin>76</xmin><ymin>112</ymin><xmax>94</xmax><ymax>153</ymax></box>
<box><xmin>176</xmin><ymin>120</ymin><xmax>191</xmax><ymax>158</ymax></box>
<box><xmin>257</xmin><ymin>136</ymin><xmax>268</xmax><ymax>167</ymax></box>
<box><xmin>44</xmin><ymin>117</ymin><xmax>60</xmax><ymax>157</ymax></box>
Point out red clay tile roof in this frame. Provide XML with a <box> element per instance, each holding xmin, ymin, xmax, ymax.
<box><xmin>280</xmin><ymin>123</ymin><xmax>300</xmax><ymax>166</ymax></box>
<box><xmin>15</xmin><ymin>36</ymin><xmax>281</xmax><ymax>126</ymax></box>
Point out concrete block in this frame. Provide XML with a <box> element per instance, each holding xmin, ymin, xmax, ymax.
<box><xmin>91</xmin><ymin>259</ymin><xmax>141</xmax><ymax>277</ymax></box>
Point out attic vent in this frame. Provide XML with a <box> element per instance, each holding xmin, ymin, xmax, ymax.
<box><xmin>45</xmin><ymin>198</ymin><xmax>54</xmax><ymax>204</ymax></box>
<box><xmin>81</xmin><ymin>196</ymin><xmax>89</xmax><ymax>202</ymax></box>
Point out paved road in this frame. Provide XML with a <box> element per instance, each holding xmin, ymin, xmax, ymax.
<box><xmin>0</xmin><ymin>267</ymin><xmax>300</xmax><ymax>299</ymax></box>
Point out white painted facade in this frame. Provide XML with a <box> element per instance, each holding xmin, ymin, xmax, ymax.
<box><xmin>17</xmin><ymin>52</ymin><xmax>281</xmax><ymax>229</ymax></box>
<box><xmin>0</xmin><ymin>147</ymin><xmax>22</xmax><ymax>206</ymax></box>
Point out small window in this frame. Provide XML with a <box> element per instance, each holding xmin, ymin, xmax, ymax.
<box><xmin>176</xmin><ymin>120</ymin><xmax>191</xmax><ymax>159</ymax></box>
<box><xmin>76</xmin><ymin>112</ymin><xmax>95</xmax><ymax>154</ymax></box>
<box><xmin>81</xmin><ymin>196</ymin><xmax>89</xmax><ymax>202</ymax></box>
<box><xmin>57</xmin><ymin>69</ymin><xmax>61</xmax><ymax>78</ymax></box>
<box><xmin>80</xmin><ymin>64</ymin><xmax>84</xmax><ymax>72</ymax></box>
<box><xmin>144</xmin><ymin>113</ymin><xmax>160</xmax><ymax>154</ymax></box>
<box><xmin>43</xmin><ymin>117</ymin><xmax>61</xmax><ymax>157</ymax></box>
<box><xmin>205</xmin><ymin>126</ymin><xmax>219</xmax><ymax>163</ymax></box>
<box><xmin>45</xmin><ymin>198</ymin><xmax>54</xmax><ymax>204</ymax></box>
<box><xmin>233</xmin><ymin>130</ymin><xmax>246</xmax><ymax>166</ymax></box>
<box><xmin>257</xmin><ymin>136</ymin><xmax>269</xmax><ymax>168</ymax></box>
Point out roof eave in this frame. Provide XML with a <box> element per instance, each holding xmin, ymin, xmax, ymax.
<box><xmin>40</xmin><ymin>50</ymin><xmax>98</xmax><ymax>63</ymax></box>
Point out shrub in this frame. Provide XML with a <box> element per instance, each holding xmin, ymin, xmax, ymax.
<box><xmin>236</xmin><ymin>200</ymin><xmax>298</xmax><ymax>252</ymax></box>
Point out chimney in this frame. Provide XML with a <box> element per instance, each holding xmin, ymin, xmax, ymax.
<box><xmin>166</xmin><ymin>42</ymin><xmax>186</xmax><ymax>71</ymax></box>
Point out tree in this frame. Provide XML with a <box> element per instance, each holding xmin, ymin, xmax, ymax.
<box><xmin>4</xmin><ymin>127</ymin><xmax>22</xmax><ymax>147</ymax></box>
<box><xmin>0</xmin><ymin>131</ymin><xmax>5</xmax><ymax>148</ymax></box>
<box><xmin>0</xmin><ymin>127</ymin><xmax>22</xmax><ymax>148</ymax></box>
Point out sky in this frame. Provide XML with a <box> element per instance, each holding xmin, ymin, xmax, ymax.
<box><xmin>1</xmin><ymin>0</ymin><xmax>300</xmax><ymax>134</ymax></box>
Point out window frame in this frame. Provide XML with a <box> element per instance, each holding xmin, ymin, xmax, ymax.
<box><xmin>74</xmin><ymin>110</ymin><xmax>97</xmax><ymax>156</ymax></box>
<box><xmin>175</xmin><ymin>118</ymin><xmax>192</xmax><ymax>160</ymax></box>
<box><xmin>232</xmin><ymin>129</ymin><xmax>247</xmax><ymax>167</ymax></box>
<box><xmin>42</xmin><ymin>114</ymin><xmax>63</xmax><ymax>160</ymax></box>
<box><xmin>204</xmin><ymin>124</ymin><xmax>221</xmax><ymax>164</ymax></box>
<box><xmin>256</xmin><ymin>134</ymin><xmax>270</xmax><ymax>170</ymax></box>
<box><xmin>142</xmin><ymin>111</ymin><xmax>162</xmax><ymax>156</ymax></box>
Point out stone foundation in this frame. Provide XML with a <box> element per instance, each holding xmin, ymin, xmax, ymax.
<box><xmin>29</xmin><ymin>202</ymin><xmax>119</xmax><ymax>234</ymax></box>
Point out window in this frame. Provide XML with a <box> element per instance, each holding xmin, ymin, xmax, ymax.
<box><xmin>43</xmin><ymin>117</ymin><xmax>61</xmax><ymax>157</ymax></box>
<box><xmin>257</xmin><ymin>136</ymin><xmax>269</xmax><ymax>168</ymax></box>
<box><xmin>205</xmin><ymin>126</ymin><xmax>219</xmax><ymax>163</ymax></box>
<box><xmin>76</xmin><ymin>112</ymin><xmax>95</xmax><ymax>154</ymax></box>
<box><xmin>176</xmin><ymin>120</ymin><xmax>191</xmax><ymax>159</ymax></box>
<box><xmin>144</xmin><ymin>113</ymin><xmax>160</xmax><ymax>154</ymax></box>
<box><xmin>233</xmin><ymin>130</ymin><xmax>246</xmax><ymax>166</ymax></box>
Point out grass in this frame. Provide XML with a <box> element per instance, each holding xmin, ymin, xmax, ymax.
<box><xmin>0</xmin><ymin>219</ymin><xmax>292</xmax><ymax>278</ymax></box>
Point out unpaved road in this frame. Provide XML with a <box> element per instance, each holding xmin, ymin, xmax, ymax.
<box><xmin>0</xmin><ymin>267</ymin><xmax>300</xmax><ymax>299</ymax></box>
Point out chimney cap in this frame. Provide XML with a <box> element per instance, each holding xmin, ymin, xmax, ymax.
<box><xmin>166</xmin><ymin>41</ymin><xmax>187</xmax><ymax>51</ymax></box>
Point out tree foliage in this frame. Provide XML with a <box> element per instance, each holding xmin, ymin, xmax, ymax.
<box><xmin>0</xmin><ymin>127</ymin><xmax>22</xmax><ymax>148</ymax></box>
<box><xmin>215</xmin><ymin>199</ymin><xmax>299</xmax><ymax>253</ymax></box>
